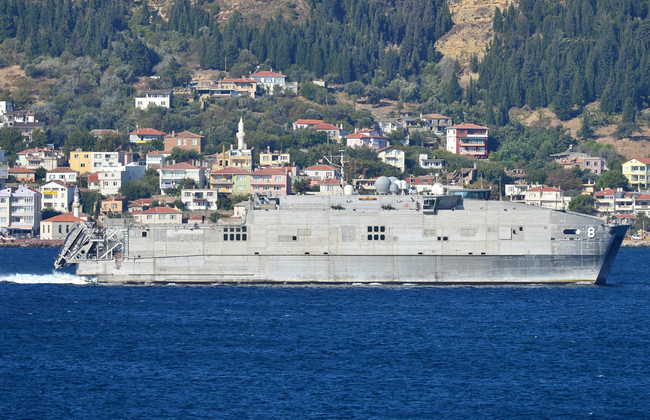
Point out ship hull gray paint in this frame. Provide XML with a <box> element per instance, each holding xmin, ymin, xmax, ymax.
<box><xmin>77</xmin><ymin>253</ymin><xmax>617</xmax><ymax>284</ymax></box>
<box><xmin>59</xmin><ymin>196</ymin><xmax>629</xmax><ymax>285</ymax></box>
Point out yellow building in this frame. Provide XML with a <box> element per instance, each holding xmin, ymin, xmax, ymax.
<box><xmin>69</xmin><ymin>149</ymin><xmax>92</xmax><ymax>174</ymax></box>
<box><xmin>622</xmin><ymin>158</ymin><xmax>650</xmax><ymax>190</ymax></box>
<box><xmin>210</xmin><ymin>148</ymin><xmax>255</xmax><ymax>172</ymax></box>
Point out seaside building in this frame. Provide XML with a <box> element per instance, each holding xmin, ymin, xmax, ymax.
<box><xmin>46</xmin><ymin>167</ymin><xmax>78</xmax><ymax>184</ymax></box>
<box><xmin>39</xmin><ymin>180</ymin><xmax>75</xmax><ymax>212</ymax></box>
<box><xmin>158</xmin><ymin>162</ymin><xmax>206</xmax><ymax>193</ymax></box>
<box><xmin>164</xmin><ymin>131</ymin><xmax>205</xmax><ymax>153</ymax></box>
<box><xmin>0</xmin><ymin>185</ymin><xmax>42</xmax><ymax>237</ymax></box>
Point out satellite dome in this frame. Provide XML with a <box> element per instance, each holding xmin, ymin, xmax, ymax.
<box><xmin>344</xmin><ymin>185</ymin><xmax>354</xmax><ymax>195</ymax></box>
<box><xmin>375</xmin><ymin>176</ymin><xmax>391</xmax><ymax>194</ymax></box>
<box><xmin>432</xmin><ymin>182</ymin><xmax>445</xmax><ymax>195</ymax></box>
<box><xmin>388</xmin><ymin>176</ymin><xmax>399</xmax><ymax>184</ymax></box>
<box><xmin>397</xmin><ymin>180</ymin><xmax>408</xmax><ymax>190</ymax></box>
<box><xmin>389</xmin><ymin>183</ymin><xmax>399</xmax><ymax>194</ymax></box>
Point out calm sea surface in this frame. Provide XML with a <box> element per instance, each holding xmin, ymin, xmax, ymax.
<box><xmin>1</xmin><ymin>247</ymin><xmax>649</xmax><ymax>418</ymax></box>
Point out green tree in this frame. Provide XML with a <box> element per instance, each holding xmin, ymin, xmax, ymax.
<box><xmin>596</xmin><ymin>170</ymin><xmax>629</xmax><ymax>190</ymax></box>
<box><xmin>166</xmin><ymin>147</ymin><xmax>200</xmax><ymax>164</ymax></box>
<box><xmin>568</xmin><ymin>194</ymin><xmax>597</xmax><ymax>214</ymax></box>
<box><xmin>119</xmin><ymin>180</ymin><xmax>154</xmax><ymax>201</ymax></box>
<box><xmin>177</xmin><ymin>177</ymin><xmax>197</xmax><ymax>190</ymax></box>
<box><xmin>545</xmin><ymin>168</ymin><xmax>582</xmax><ymax>191</ymax></box>
<box><xmin>632</xmin><ymin>212</ymin><xmax>650</xmax><ymax>236</ymax></box>
<box><xmin>173</xmin><ymin>199</ymin><xmax>187</xmax><ymax>210</ymax></box>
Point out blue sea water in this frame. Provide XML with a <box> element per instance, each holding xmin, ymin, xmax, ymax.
<box><xmin>1</xmin><ymin>248</ymin><xmax>649</xmax><ymax>418</ymax></box>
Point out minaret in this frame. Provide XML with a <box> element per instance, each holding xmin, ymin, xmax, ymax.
<box><xmin>73</xmin><ymin>186</ymin><xmax>81</xmax><ymax>218</ymax></box>
<box><xmin>236</xmin><ymin>117</ymin><xmax>246</xmax><ymax>150</ymax></box>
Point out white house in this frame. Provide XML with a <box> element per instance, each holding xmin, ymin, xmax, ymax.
<box><xmin>16</xmin><ymin>147</ymin><xmax>66</xmax><ymax>170</ymax></box>
<box><xmin>135</xmin><ymin>89</ymin><xmax>173</xmax><ymax>109</ymax></box>
<box><xmin>181</xmin><ymin>189</ymin><xmax>220</xmax><ymax>211</ymax></box>
<box><xmin>90</xmin><ymin>151</ymin><xmax>134</xmax><ymax>173</ymax></box>
<box><xmin>40</xmin><ymin>212</ymin><xmax>87</xmax><ymax>240</ymax></box>
<box><xmin>46</xmin><ymin>167</ymin><xmax>78</xmax><ymax>184</ymax></box>
<box><xmin>418</xmin><ymin>155</ymin><xmax>445</xmax><ymax>171</ymax></box>
<box><xmin>134</xmin><ymin>207</ymin><xmax>183</xmax><ymax>224</ymax></box>
<box><xmin>95</xmin><ymin>163</ymin><xmax>146</xmax><ymax>196</ymax></box>
<box><xmin>446</xmin><ymin>123</ymin><xmax>489</xmax><ymax>159</ymax></box>
<box><xmin>250</xmin><ymin>71</ymin><xmax>295</xmax><ymax>94</ymax></box>
<box><xmin>39</xmin><ymin>180</ymin><xmax>75</xmax><ymax>212</ymax></box>
<box><xmin>377</xmin><ymin>146</ymin><xmax>405</xmax><ymax>172</ymax></box>
<box><xmin>146</xmin><ymin>150</ymin><xmax>172</xmax><ymax>168</ymax></box>
<box><xmin>0</xmin><ymin>101</ymin><xmax>13</xmax><ymax>115</ymax></box>
<box><xmin>303</xmin><ymin>164</ymin><xmax>340</xmax><ymax>181</ymax></box>
<box><xmin>129</xmin><ymin>127</ymin><xmax>167</xmax><ymax>144</ymax></box>
<box><xmin>158</xmin><ymin>162</ymin><xmax>206</xmax><ymax>194</ymax></box>
<box><xmin>0</xmin><ymin>185</ymin><xmax>41</xmax><ymax>237</ymax></box>
<box><xmin>522</xmin><ymin>186</ymin><xmax>569</xmax><ymax>210</ymax></box>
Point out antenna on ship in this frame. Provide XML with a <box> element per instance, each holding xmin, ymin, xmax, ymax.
<box><xmin>324</xmin><ymin>150</ymin><xmax>348</xmax><ymax>193</ymax></box>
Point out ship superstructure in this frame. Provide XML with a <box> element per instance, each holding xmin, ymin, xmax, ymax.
<box><xmin>55</xmin><ymin>191</ymin><xmax>628</xmax><ymax>285</ymax></box>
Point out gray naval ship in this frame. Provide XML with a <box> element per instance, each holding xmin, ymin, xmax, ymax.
<box><xmin>54</xmin><ymin>182</ymin><xmax>628</xmax><ymax>285</ymax></box>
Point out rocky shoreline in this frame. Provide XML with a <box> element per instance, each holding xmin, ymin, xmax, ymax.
<box><xmin>621</xmin><ymin>240</ymin><xmax>650</xmax><ymax>248</ymax></box>
<box><xmin>0</xmin><ymin>239</ymin><xmax>64</xmax><ymax>248</ymax></box>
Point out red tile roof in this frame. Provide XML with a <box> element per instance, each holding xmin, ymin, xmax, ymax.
<box><xmin>448</xmin><ymin>123</ymin><xmax>488</xmax><ymax>130</ymax></box>
<box><xmin>42</xmin><ymin>212</ymin><xmax>86</xmax><ymax>223</ymax></box>
<box><xmin>221</xmin><ymin>78</ymin><xmax>256</xmax><ymax>83</ymax></box>
<box><xmin>635</xmin><ymin>194</ymin><xmax>650</xmax><ymax>200</ymax></box>
<box><xmin>250</xmin><ymin>71</ymin><xmax>286</xmax><ymax>77</ymax></box>
<box><xmin>313</xmin><ymin>123</ymin><xmax>340</xmax><ymax>130</ymax></box>
<box><xmin>377</xmin><ymin>146</ymin><xmax>401</xmax><ymax>152</ymax></box>
<box><xmin>147</xmin><ymin>151</ymin><xmax>171</xmax><ymax>156</ymax></box>
<box><xmin>305</xmin><ymin>164</ymin><xmax>336</xmax><ymax>171</ymax></box>
<box><xmin>9</xmin><ymin>167</ymin><xmax>36</xmax><ymax>173</ymax></box>
<box><xmin>627</xmin><ymin>158</ymin><xmax>650</xmax><ymax>165</ymax></box>
<box><xmin>422</xmin><ymin>113</ymin><xmax>451</xmax><ymax>119</ymax></box>
<box><xmin>130</xmin><ymin>128</ymin><xmax>167</xmax><ymax>135</ymax></box>
<box><xmin>47</xmin><ymin>167</ymin><xmax>77</xmax><ymax>173</ymax></box>
<box><xmin>88</xmin><ymin>173</ymin><xmax>99</xmax><ymax>182</ymax></box>
<box><xmin>131</xmin><ymin>198</ymin><xmax>154</xmax><ymax>205</ymax></box>
<box><xmin>17</xmin><ymin>147</ymin><xmax>50</xmax><ymax>155</ymax></box>
<box><xmin>142</xmin><ymin>207</ymin><xmax>182</xmax><ymax>214</ymax></box>
<box><xmin>527</xmin><ymin>186</ymin><xmax>560</xmax><ymax>192</ymax></box>
<box><xmin>211</xmin><ymin>167</ymin><xmax>250</xmax><ymax>175</ymax></box>
<box><xmin>42</xmin><ymin>180</ymin><xmax>74</xmax><ymax>187</ymax></box>
<box><xmin>164</xmin><ymin>131</ymin><xmax>203</xmax><ymax>138</ymax></box>
<box><xmin>294</xmin><ymin>119</ymin><xmax>324</xmax><ymax>126</ymax></box>
<box><xmin>252</xmin><ymin>167</ymin><xmax>287</xmax><ymax>175</ymax></box>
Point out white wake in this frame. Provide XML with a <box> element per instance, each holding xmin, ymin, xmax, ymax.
<box><xmin>0</xmin><ymin>271</ymin><xmax>89</xmax><ymax>285</ymax></box>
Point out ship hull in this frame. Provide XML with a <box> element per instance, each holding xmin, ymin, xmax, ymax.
<box><xmin>77</xmin><ymin>238</ymin><xmax>626</xmax><ymax>285</ymax></box>
<box><xmin>59</xmin><ymin>195</ymin><xmax>629</xmax><ymax>285</ymax></box>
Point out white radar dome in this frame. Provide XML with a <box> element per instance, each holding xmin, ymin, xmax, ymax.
<box><xmin>388</xmin><ymin>176</ymin><xmax>399</xmax><ymax>184</ymax></box>
<box><xmin>389</xmin><ymin>183</ymin><xmax>399</xmax><ymax>194</ymax></box>
<box><xmin>397</xmin><ymin>180</ymin><xmax>408</xmax><ymax>190</ymax></box>
<box><xmin>432</xmin><ymin>182</ymin><xmax>445</xmax><ymax>195</ymax></box>
<box><xmin>344</xmin><ymin>185</ymin><xmax>354</xmax><ymax>195</ymax></box>
<box><xmin>375</xmin><ymin>176</ymin><xmax>391</xmax><ymax>194</ymax></box>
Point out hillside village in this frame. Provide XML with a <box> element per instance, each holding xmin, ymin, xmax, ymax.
<box><xmin>1</xmin><ymin>73</ymin><xmax>650</xmax><ymax>242</ymax></box>
<box><xmin>2</xmin><ymin>0</ymin><xmax>650</xmax><ymax>242</ymax></box>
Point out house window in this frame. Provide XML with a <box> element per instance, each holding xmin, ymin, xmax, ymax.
<box><xmin>192</xmin><ymin>140</ymin><xmax>197</xmax><ymax>145</ymax></box>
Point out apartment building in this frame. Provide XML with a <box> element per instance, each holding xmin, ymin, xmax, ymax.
<box><xmin>0</xmin><ymin>185</ymin><xmax>42</xmax><ymax>237</ymax></box>
<box><xmin>39</xmin><ymin>180</ymin><xmax>74</xmax><ymax>212</ymax></box>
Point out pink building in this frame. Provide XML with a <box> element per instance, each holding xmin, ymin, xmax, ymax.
<box><xmin>250</xmin><ymin>167</ymin><xmax>292</xmax><ymax>198</ymax></box>
<box><xmin>446</xmin><ymin>124</ymin><xmax>489</xmax><ymax>159</ymax></box>
<box><xmin>345</xmin><ymin>129</ymin><xmax>388</xmax><ymax>150</ymax></box>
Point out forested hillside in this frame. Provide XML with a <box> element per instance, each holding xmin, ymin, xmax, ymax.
<box><xmin>478</xmin><ymin>0</ymin><xmax>650</xmax><ymax>119</ymax></box>
<box><xmin>0</xmin><ymin>0</ymin><xmax>643</xmax><ymax>193</ymax></box>
<box><xmin>0</xmin><ymin>0</ymin><xmax>451</xmax><ymax>82</ymax></box>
